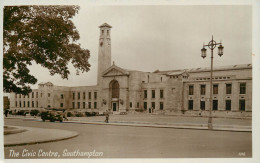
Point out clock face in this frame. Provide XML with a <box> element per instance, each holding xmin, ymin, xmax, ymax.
<box><xmin>100</xmin><ymin>42</ymin><xmax>103</xmax><ymax>47</ymax></box>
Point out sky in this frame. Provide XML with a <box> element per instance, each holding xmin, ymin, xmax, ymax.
<box><xmin>27</xmin><ymin>5</ymin><xmax>252</xmax><ymax>89</ymax></box>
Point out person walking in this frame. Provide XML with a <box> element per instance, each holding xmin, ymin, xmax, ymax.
<box><xmin>105</xmin><ymin>110</ymin><xmax>109</xmax><ymax>123</ymax></box>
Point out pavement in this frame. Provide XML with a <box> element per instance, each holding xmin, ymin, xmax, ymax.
<box><xmin>4</xmin><ymin>125</ymin><xmax>79</xmax><ymax>147</ymax></box>
<box><xmin>4</xmin><ymin>114</ymin><xmax>251</xmax><ymax>147</ymax></box>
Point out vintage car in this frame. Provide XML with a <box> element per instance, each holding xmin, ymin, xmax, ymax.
<box><xmin>40</xmin><ymin>111</ymin><xmax>63</xmax><ymax>122</ymax></box>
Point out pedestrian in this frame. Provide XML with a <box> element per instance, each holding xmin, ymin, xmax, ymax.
<box><xmin>105</xmin><ymin>110</ymin><xmax>109</xmax><ymax>123</ymax></box>
<box><xmin>4</xmin><ymin>109</ymin><xmax>8</xmax><ymax>117</ymax></box>
<box><xmin>63</xmin><ymin>109</ymin><xmax>68</xmax><ymax>121</ymax></box>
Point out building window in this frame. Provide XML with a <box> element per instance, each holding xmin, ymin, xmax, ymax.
<box><xmin>61</xmin><ymin>94</ymin><xmax>64</xmax><ymax>99</ymax></box>
<box><xmin>226</xmin><ymin>84</ymin><xmax>232</xmax><ymax>94</ymax></box>
<box><xmin>144</xmin><ymin>90</ymin><xmax>147</xmax><ymax>99</ymax></box>
<box><xmin>189</xmin><ymin>85</ymin><xmax>194</xmax><ymax>95</ymax></box>
<box><xmin>160</xmin><ymin>90</ymin><xmax>164</xmax><ymax>98</ymax></box>
<box><xmin>94</xmin><ymin>102</ymin><xmax>97</xmax><ymax>109</ymax></box>
<box><xmin>188</xmin><ymin>100</ymin><xmax>193</xmax><ymax>110</ymax></box>
<box><xmin>27</xmin><ymin>101</ymin><xmax>30</xmax><ymax>107</ymax></box>
<box><xmin>48</xmin><ymin>93</ymin><xmax>50</xmax><ymax>97</ymax></box>
<box><xmin>83</xmin><ymin>92</ymin><xmax>86</xmax><ymax>100</ymax></box>
<box><xmin>83</xmin><ymin>102</ymin><xmax>85</xmax><ymax>109</ymax></box>
<box><xmin>213</xmin><ymin>84</ymin><xmax>218</xmax><ymax>94</ymax></box>
<box><xmin>240</xmin><ymin>83</ymin><xmax>246</xmax><ymax>94</ymax></box>
<box><xmin>24</xmin><ymin>101</ymin><xmax>26</xmax><ymax>107</ymax></box>
<box><xmin>200</xmin><ymin>100</ymin><xmax>205</xmax><ymax>110</ymax></box>
<box><xmin>72</xmin><ymin>102</ymin><xmax>75</xmax><ymax>109</ymax></box>
<box><xmin>151</xmin><ymin>102</ymin><xmax>155</xmax><ymax>109</ymax></box>
<box><xmin>213</xmin><ymin>100</ymin><xmax>218</xmax><ymax>110</ymax></box>
<box><xmin>78</xmin><ymin>92</ymin><xmax>80</xmax><ymax>99</ymax></box>
<box><xmin>88</xmin><ymin>102</ymin><xmax>91</xmax><ymax>109</ymax></box>
<box><xmin>137</xmin><ymin>102</ymin><xmax>139</xmax><ymax>108</ymax></box>
<box><xmin>73</xmin><ymin>93</ymin><xmax>75</xmax><ymax>100</ymax></box>
<box><xmin>41</xmin><ymin>93</ymin><xmax>42</xmax><ymax>97</ymax></box>
<box><xmin>225</xmin><ymin>100</ymin><xmax>231</xmax><ymax>111</ymax></box>
<box><xmin>36</xmin><ymin>101</ymin><xmax>38</xmax><ymax>107</ymax></box>
<box><xmin>15</xmin><ymin>94</ymin><xmax>17</xmax><ymax>98</ymax></box>
<box><xmin>130</xmin><ymin>102</ymin><xmax>132</xmax><ymax>108</ymax></box>
<box><xmin>89</xmin><ymin>92</ymin><xmax>91</xmax><ymax>99</ymax></box>
<box><xmin>144</xmin><ymin>102</ymin><xmax>147</xmax><ymax>110</ymax></box>
<box><xmin>94</xmin><ymin>92</ymin><xmax>97</xmax><ymax>99</ymax></box>
<box><xmin>239</xmin><ymin>100</ymin><xmax>245</xmax><ymax>111</ymax></box>
<box><xmin>60</xmin><ymin>103</ymin><xmax>63</xmax><ymax>108</ymax></box>
<box><xmin>78</xmin><ymin>102</ymin><xmax>80</xmax><ymax>108</ymax></box>
<box><xmin>19</xmin><ymin>101</ymin><xmax>22</xmax><ymax>107</ymax></box>
<box><xmin>16</xmin><ymin>101</ymin><xmax>17</xmax><ymax>107</ymax></box>
<box><xmin>36</xmin><ymin>92</ymin><xmax>38</xmax><ymax>98</ymax></box>
<box><xmin>32</xmin><ymin>92</ymin><xmax>34</xmax><ymax>98</ymax></box>
<box><xmin>19</xmin><ymin>94</ymin><xmax>21</xmax><ymax>98</ymax></box>
<box><xmin>160</xmin><ymin>102</ymin><xmax>164</xmax><ymax>110</ymax></box>
<box><xmin>200</xmin><ymin>85</ymin><xmax>206</xmax><ymax>95</ymax></box>
<box><xmin>107</xmin><ymin>30</ymin><xmax>109</xmax><ymax>35</ymax></box>
<box><xmin>32</xmin><ymin>101</ymin><xmax>34</xmax><ymax>107</ymax></box>
<box><xmin>152</xmin><ymin>90</ymin><xmax>155</xmax><ymax>98</ymax></box>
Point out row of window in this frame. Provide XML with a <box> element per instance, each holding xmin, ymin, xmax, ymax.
<box><xmin>143</xmin><ymin>102</ymin><xmax>164</xmax><ymax>110</ymax></box>
<box><xmin>189</xmin><ymin>83</ymin><xmax>246</xmax><ymax>95</ymax></box>
<box><xmin>143</xmin><ymin>90</ymin><xmax>164</xmax><ymax>99</ymax></box>
<box><xmin>72</xmin><ymin>92</ymin><xmax>97</xmax><ymax>100</ymax></box>
<box><xmin>188</xmin><ymin>99</ymin><xmax>246</xmax><ymax>111</ymax></box>
<box><xmin>16</xmin><ymin>101</ymin><xmax>38</xmax><ymax>108</ymax></box>
<box><xmin>71</xmin><ymin>102</ymin><xmax>97</xmax><ymax>109</ymax></box>
<box><xmin>15</xmin><ymin>92</ymin><xmax>51</xmax><ymax>98</ymax></box>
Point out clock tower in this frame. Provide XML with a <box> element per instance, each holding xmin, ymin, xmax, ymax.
<box><xmin>97</xmin><ymin>23</ymin><xmax>112</xmax><ymax>85</ymax></box>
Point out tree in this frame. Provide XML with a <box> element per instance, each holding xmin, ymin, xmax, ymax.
<box><xmin>3</xmin><ymin>6</ymin><xmax>90</xmax><ymax>95</ymax></box>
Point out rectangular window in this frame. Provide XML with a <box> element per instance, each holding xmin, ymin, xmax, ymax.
<box><xmin>78</xmin><ymin>92</ymin><xmax>80</xmax><ymax>99</ymax></box>
<box><xmin>160</xmin><ymin>90</ymin><xmax>164</xmax><ymax>98</ymax></box>
<box><xmin>225</xmin><ymin>100</ymin><xmax>231</xmax><ymax>111</ymax></box>
<box><xmin>152</xmin><ymin>90</ymin><xmax>155</xmax><ymax>98</ymax></box>
<box><xmin>32</xmin><ymin>101</ymin><xmax>34</xmax><ymax>107</ymax></box>
<box><xmin>239</xmin><ymin>100</ymin><xmax>245</xmax><ymax>111</ymax></box>
<box><xmin>48</xmin><ymin>93</ymin><xmax>50</xmax><ymax>97</ymax></box>
<box><xmin>137</xmin><ymin>102</ymin><xmax>139</xmax><ymax>108</ymax></box>
<box><xmin>130</xmin><ymin>102</ymin><xmax>132</xmax><ymax>108</ymax></box>
<box><xmin>36</xmin><ymin>101</ymin><xmax>38</xmax><ymax>107</ymax></box>
<box><xmin>60</xmin><ymin>103</ymin><xmax>63</xmax><ymax>108</ymax></box>
<box><xmin>24</xmin><ymin>101</ymin><xmax>26</xmax><ymax>107</ymax></box>
<box><xmin>226</xmin><ymin>84</ymin><xmax>232</xmax><ymax>94</ymax></box>
<box><xmin>19</xmin><ymin>101</ymin><xmax>22</xmax><ymax>107</ymax></box>
<box><xmin>189</xmin><ymin>85</ymin><xmax>194</xmax><ymax>95</ymax></box>
<box><xmin>83</xmin><ymin>92</ymin><xmax>86</xmax><ymax>100</ymax></box>
<box><xmin>16</xmin><ymin>101</ymin><xmax>17</xmax><ymax>107</ymax></box>
<box><xmin>213</xmin><ymin>100</ymin><xmax>218</xmax><ymax>110</ymax></box>
<box><xmin>160</xmin><ymin>102</ymin><xmax>164</xmax><ymax>110</ymax></box>
<box><xmin>151</xmin><ymin>102</ymin><xmax>155</xmax><ymax>109</ymax></box>
<box><xmin>188</xmin><ymin>100</ymin><xmax>193</xmax><ymax>110</ymax></box>
<box><xmin>94</xmin><ymin>102</ymin><xmax>97</xmax><ymax>109</ymax></box>
<box><xmin>240</xmin><ymin>83</ymin><xmax>246</xmax><ymax>94</ymax></box>
<box><xmin>200</xmin><ymin>85</ymin><xmax>206</xmax><ymax>95</ymax></box>
<box><xmin>213</xmin><ymin>84</ymin><xmax>218</xmax><ymax>94</ymax></box>
<box><xmin>94</xmin><ymin>92</ymin><xmax>97</xmax><ymax>99</ymax></box>
<box><xmin>23</xmin><ymin>95</ymin><xmax>25</xmax><ymax>98</ymax></box>
<box><xmin>73</xmin><ymin>93</ymin><xmax>75</xmax><ymax>100</ymax></box>
<box><xmin>144</xmin><ymin>90</ymin><xmax>147</xmax><ymax>98</ymax></box>
<box><xmin>78</xmin><ymin>102</ymin><xmax>80</xmax><ymax>108</ymax></box>
<box><xmin>200</xmin><ymin>100</ymin><xmax>205</xmax><ymax>110</ymax></box>
<box><xmin>144</xmin><ymin>102</ymin><xmax>147</xmax><ymax>110</ymax></box>
<box><xmin>89</xmin><ymin>92</ymin><xmax>91</xmax><ymax>99</ymax></box>
<box><xmin>61</xmin><ymin>94</ymin><xmax>64</xmax><ymax>99</ymax></box>
<box><xmin>36</xmin><ymin>92</ymin><xmax>38</xmax><ymax>98</ymax></box>
<box><xmin>72</xmin><ymin>102</ymin><xmax>75</xmax><ymax>109</ymax></box>
<box><xmin>27</xmin><ymin>101</ymin><xmax>30</xmax><ymax>107</ymax></box>
<box><xmin>32</xmin><ymin>92</ymin><xmax>34</xmax><ymax>98</ymax></box>
<box><xmin>83</xmin><ymin>102</ymin><xmax>85</xmax><ymax>109</ymax></box>
<box><xmin>19</xmin><ymin>94</ymin><xmax>21</xmax><ymax>98</ymax></box>
<box><xmin>88</xmin><ymin>102</ymin><xmax>91</xmax><ymax>109</ymax></box>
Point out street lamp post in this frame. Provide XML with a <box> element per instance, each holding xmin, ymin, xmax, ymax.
<box><xmin>201</xmin><ymin>35</ymin><xmax>224</xmax><ymax>130</ymax></box>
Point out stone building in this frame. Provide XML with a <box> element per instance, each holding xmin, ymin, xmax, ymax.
<box><xmin>9</xmin><ymin>23</ymin><xmax>252</xmax><ymax>118</ymax></box>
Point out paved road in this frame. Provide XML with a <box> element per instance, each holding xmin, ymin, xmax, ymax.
<box><xmin>4</xmin><ymin>119</ymin><xmax>252</xmax><ymax>158</ymax></box>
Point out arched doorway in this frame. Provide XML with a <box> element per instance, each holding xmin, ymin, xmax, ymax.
<box><xmin>110</xmin><ymin>80</ymin><xmax>119</xmax><ymax>112</ymax></box>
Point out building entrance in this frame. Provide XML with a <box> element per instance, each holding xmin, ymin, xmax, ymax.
<box><xmin>112</xmin><ymin>102</ymin><xmax>118</xmax><ymax>112</ymax></box>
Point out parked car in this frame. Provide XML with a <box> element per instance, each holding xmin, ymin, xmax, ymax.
<box><xmin>40</xmin><ymin>111</ymin><xmax>63</xmax><ymax>122</ymax></box>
